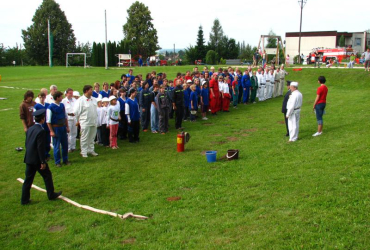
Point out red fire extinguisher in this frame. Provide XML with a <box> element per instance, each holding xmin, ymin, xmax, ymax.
<box><xmin>177</xmin><ymin>132</ymin><xmax>190</xmax><ymax>152</ymax></box>
<box><xmin>177</xmin><ymin>132</ymin><xmax>185</xmax><ymax>152</ymax></box>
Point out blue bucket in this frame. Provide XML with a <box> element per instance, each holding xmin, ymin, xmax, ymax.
<box><xmin>205</xmin><ymin>151</ymin><xmax>217</xmax><ymax>162</ymax></box>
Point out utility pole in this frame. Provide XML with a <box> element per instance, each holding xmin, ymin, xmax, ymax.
<box><xmin>104</xmin><ymin>10</ymin><xmax>108</xmax><ymax>70</ymax></box>
<box><xmin>298</xmin><ymin>0</ymin><xmax>307</xmax><ymax>64</ymax></box>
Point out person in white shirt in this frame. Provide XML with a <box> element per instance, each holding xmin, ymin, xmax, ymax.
<box><xmin>45</xmin><ymin>85</ymin><xmax>57</xmax><ymax>104</ymax></box>
<box><xmin>96</xmin><ymin>98</ymin><xmax>103</xmax><ymax>145</ymax></box>
<box><xmin>35</xmin><ymin>88</ymin><xmax>48</xmax><ymax>104</ymax></box>
<box><xmin>106</xmin><ymin>96</ymin><xmax>121</xmax><ymax>149</ymax></box>
<box><xmin>286</xmin><ymin>82</ymin><xmax>303</xmax><ymax>142</ymax></box>
<box><xmin>273</xmin><ymin>68</ymin><xmax>281</xmax><ymax>98</ymax></box>
<box><xmin>62</xmin><ymin>88</ymin><xmax>77</xmax><ymax>152</ymax></box>
<box><xmin>220</xmin><ymin>77</ymin><xmax>231</xmax><ymax>112</ymax></box>
<box><xmin>262</xmin><ymin>69</ymin><xmax>268</xmax><ymax>101</ymax></box>
<box><xmin>362</xmin><ymin>48</ymin><xmax>370</xmax><ymax>72</ymax></box>
<box><xmin>100</xmin><ymin>98</ymin><xmax>110</xmax><ymax>146</ymax></box>
<box><xmin>256</xmin><ymin>68</ymin><xmax>265</xmax><ymax>101</ymax></box>
<box><xmin>73</xmin><ymin>85</ymin><xmax>98</xmax><ymax>157</ymax></box>
<box><xmin>267</xmin><ymin>69</ymin><xmax>274</xmax><ymax>99</ymax></box>
<box><xmin>279</xmin><ymin>65</ymin><xmax>289</xmax><ymax>96</ymax></box>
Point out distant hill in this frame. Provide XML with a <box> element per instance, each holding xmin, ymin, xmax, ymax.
<box><xmin>157</xmin><ymin>48</ymin><xmax>185</xmax><ymax>54</ymax></box>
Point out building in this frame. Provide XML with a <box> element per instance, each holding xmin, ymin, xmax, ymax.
<box><xmin>285</xmin><ymin>31</ymin><xmax>369</xmax><ymax>63</ymax></box>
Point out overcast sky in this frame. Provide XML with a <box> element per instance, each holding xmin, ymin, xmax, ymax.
<box><xmin>1</xmin><ymin>0</ymin><xmax>368</xmax><ymax>50</ymax></box>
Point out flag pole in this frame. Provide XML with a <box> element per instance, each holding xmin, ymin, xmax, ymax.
<box><xmin>105</xmin><ymin>10</ymin><xmax>108</xmax><ymax>70</ymax></box>
<box><xmin>48</xmin><ymin>19</ymin><xmax>51</xmax><ymax>67</ymax></box>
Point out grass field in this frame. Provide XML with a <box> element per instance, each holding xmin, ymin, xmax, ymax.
<box><xmin>0</xmin><ymin>66</ymin><xmax>369</xmax><ymax>249</ymax></box>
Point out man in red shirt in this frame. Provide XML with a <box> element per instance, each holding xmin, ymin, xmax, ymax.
<box><xmin>312</xmin><ymin>76</ymin><xmax>328</xmax><ymax>137</ymax></box>
<box><xmin>209</xmin><ymin>74</ymin><xmax>219</xmax><ymax>115</ymax></box>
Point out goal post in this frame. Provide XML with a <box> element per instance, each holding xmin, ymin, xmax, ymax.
<box><xmin>66</xmin><ymin>53</ymin><xmax>87</xmax><ymax>68</ymax></box>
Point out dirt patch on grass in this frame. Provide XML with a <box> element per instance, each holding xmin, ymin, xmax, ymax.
<box><xmin>122</xmin><ymin>238</ymin><xmax>136</xmax><ymax>245</ymax></box>
<box><xmin>243</xmin><ymin>128</ymin><xmax>258</xmax><ymax>132</ymax></box>
<box><xmin>212</xmin><ymin>141</ymin><xmax>227</xmax><ymax>145</ymax></box>
<box><xmin>48</xmin><ymin>225</ymin><xmax>65</xmax><ymax>232</ymax></box>
<box><xmin>212</xmin><ymin>134</ymin><xmax>223</xmax><ymax>137</ymax></box>
<box><xmin>227</xmin><ymin>137</ymin><xmax>239</xmax><ymax>142</ymax></box>
<box><xmin>277</xmin><ymin>121</ymin><xmax>285</xmax><ymax>124</ymax></box>
<box><xmin>241</xmin><ymin>134</ymin><xmax>250</xmax><ymax>137</ymax></box>
<box><xmin>167</xmin><ymin>196</ymin><xmax>181</xmax><ymax>201</ymax></box>
<box><xmin>202</xmin><ymin>123</ymin><xmax>214</xmax><ymax>126</ymax></box>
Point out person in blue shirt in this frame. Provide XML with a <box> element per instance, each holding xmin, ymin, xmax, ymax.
<box><xmin>242</xmin><ymin>70</ymin><xmax>251</xmax><ymax>104</ymax></box>
<box><xmin>118</xmin><ymin>88</ymin><xmax>128</xmax><ymax>140</ymax></box>
<box><xmin>236</xmin><ymin>69</ymin><xmax>243</xmax><ymax>104</ymax></box>
<box><xmin>138</xmin><ymin>56</ymin><xmax>143</xmax><ymax>67</ymax></box>
<box><xmin>46</xmin><ymin>91</ymin><xmax>70</xmax><ymax>167</ymax></box>
<box><xmin>34</xmin><ymin>92</ymin><xmax>51</xmax><ymax>160</ymax></box>
<box><xmin>201</xmin><ymin>81</ymin><xmax>210</xmax><ymax>120</ymax></box>
<box><xmin>100</xmin><ymin>82</ymin><xmax>110</xmax><ymax>98</ymax></box>
<box><xmin>126</xmin><ymin>69</ymin><xmax>135</xmax><ymax>85</ymax></box>
<box><xmin>139</xmin><ymin>81</ymin><xmax>151</xmax><ymax>132</ymax></box>
<box><xmin>125</xmin><ymin>88</ymin><xmax>140</xmax><ymax>143</ymax></box>
<box><xmin>183</xmin><ymin>83</ymin><xmax>191</xmax><ymax>121</ymax></box>
<box><xmin>189</xmin><ymin>85</ymin><xmax>198</xmax><ymax>122</ymax></box>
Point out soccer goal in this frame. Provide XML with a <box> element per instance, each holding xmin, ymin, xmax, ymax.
<box><xmin>66</xmin><ymin>53</ymin><xmax>87</xmax><ymax>68</ymax></box>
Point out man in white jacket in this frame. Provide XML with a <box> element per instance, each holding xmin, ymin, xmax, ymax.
<box><xmin>286</xmin><ymin>82</ymin><xmax>303</xmax><ymax>142</ymax></box>
<box><xmin>73</xmin><ymin>85</ymin><xmax>98</xmax><ymax>157</ymax></box>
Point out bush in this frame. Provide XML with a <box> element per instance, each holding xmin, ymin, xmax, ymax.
<box><xmin>293</xmin><ymin>55</ymin><xmax>300</xmax><ymax>64</ymax></box>
<box><xmin>219</xmin><ymin>57</ymin><xmax>226</xmax><ymax>65</ymax></box>
<box><xmin>205</xmin><ymin>50</ymin><xmax>218</xmax><ymax>65</ymax></box>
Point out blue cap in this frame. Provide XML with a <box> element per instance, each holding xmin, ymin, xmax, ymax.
<box><xmin>33</xmin><ymin>109</ymin><xmax>46</xmax><ymax>117</ymax></box>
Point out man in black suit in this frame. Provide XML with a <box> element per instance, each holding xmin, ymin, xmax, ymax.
<box><xmin>21</xmin><ymin>109</ymin><xmax>62</xmax><ymax>205</ymax></box>
<box><xmin>281</xmin><ymin>81</ymin><xmax>292</xmax><ymax>137</ymax></box>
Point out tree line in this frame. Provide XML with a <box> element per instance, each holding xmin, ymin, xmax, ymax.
<box><xmin>185</xmin><ymin>19</ymin><xmax>282</xmax><ymax>65</ymax></box>
<box><xmin>1</xmin><ymin>0</ymin><xmax>159</xmax><ymax>66</ymax></box>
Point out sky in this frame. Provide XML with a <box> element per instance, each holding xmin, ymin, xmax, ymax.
<box><xmin>1</xmin><ymin>0</ymin><xmax>369</xmax><ymax>50</ymax></box>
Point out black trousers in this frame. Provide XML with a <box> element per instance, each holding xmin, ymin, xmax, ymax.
<box><xmin>128</xmin><ymin>120</ymin><xmax>140</xmax><ymax>142</ymax></box>
<box><xmin>21</xmin><ymin>163</ymin><xmax>55</xmax><ymax>204</ymax></box>
<box><xmin>175</xmin><ymin>106</ymin><xmax>184</xmax><ymax>129</ymax></box>
<box><xmin>119</xmin><ymin>111</ymin><xmax>128</xmax><ymax>139</ymax></box>
<box><xmin>238</xmin><ymin>85</ymin><xmax>243</xmax><ymax>103</ymax></box>
<box><xmin>140</xmin><ymin>107</ymin><xmax>150</xmax><ymax>130</ymax></box>
<box><xmin>284</xmin><ymin>113</ymin><xmax>289</xmax><ymax>135</ymax></box>
<box><xmin>183</xmin><ymin>106</ymin><xmax>190</xmax><ymax>120</ymax></box>
<box><xmin>101</xmin><ymin>124</ymin><xmax>110</xmax><ymax>146</ymax></box>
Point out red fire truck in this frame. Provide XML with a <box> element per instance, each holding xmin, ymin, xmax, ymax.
<box><xmin>308</xmin><ymin>47</ymin><xmax>355</xmax><ymax>64</ymax></box>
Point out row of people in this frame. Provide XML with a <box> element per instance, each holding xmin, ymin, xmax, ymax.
<box><xmin>19</xmin><ymin>64</ymin><xmax>290</xmax><ymax>166</ymax></box>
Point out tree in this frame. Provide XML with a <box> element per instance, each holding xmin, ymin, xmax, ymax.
<box><xmin>339</xmin><ymin>35</ymin><xmax>345</xmax><ymax>47</ymax></box>
<box><xmin>266</xmin><ymin>30</ymin><xmax>277</xmax><ymax>48</ymax></box>
<box><xmin>185</xmin><ymin>45</ymin><xmax>198</xmax><ymax>64</ymax></box>
<box><xmin>123</xmin><ymin>1</ymin><xmax>160</xmax><ymax>58</ymax></box>
<box><xmin>22</xmin><ymin>0</ymin><xmax>76</xmax><ymax>65</ymax></box>
<box><xmin>209</xmin><ymin>19</ymin><xmax>224</xmax><ymax>55</ymax></box>
<box><xmin>196</xmin><ymin>25</ymin><xmax>206</xmax><ymax>60</ymax></box>
<box><xmin>205</xmin><ymin>50</ymin><xmax>218</xmax><ymax>65</ymax></box>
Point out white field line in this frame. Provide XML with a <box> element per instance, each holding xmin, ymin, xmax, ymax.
<box><xmin>0</xmin><ymin>108</ymin><xmax>13</xmax><ymax>112</ymax></box>
<box><xmin>0</xmin><ymin>86</ymin><xmax>39</xmax><ymax>90</ymax></box>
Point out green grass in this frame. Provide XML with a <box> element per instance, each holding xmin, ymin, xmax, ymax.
<box><xmin>0</xmin><ymin>66</ymin><xmax>370</xmax><ymax>249</ymax></box>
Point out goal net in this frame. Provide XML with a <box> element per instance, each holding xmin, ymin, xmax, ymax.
<box><xmin>66</xmin><ymin>53</ymin><xmax>88</xmax><ymax>68</ymax></box>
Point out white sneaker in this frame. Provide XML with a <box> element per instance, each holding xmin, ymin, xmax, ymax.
<box><xmin>312</xmin><ymin>132</ymin><xmax>322</xmax><ymax>137</ymax></box>
<box><xmin>81</xmin><ymin>153</ymin><xmax>88</xmax><ymax>158</ymax></box>
<box><xmin>202</xmin><ymin>117</ymin><xmax>208</xmax><ymax>120</ymax></box>
<box><xmin>89</xmin><ymin>152</ymin><xmax>99</xmax><ymax>156</ymax></box>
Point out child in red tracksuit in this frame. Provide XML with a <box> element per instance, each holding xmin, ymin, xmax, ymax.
<box><xmin>221</xmin><ymin>77</ymin><xmax>231</xmax><ymax>112</ymax></box>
